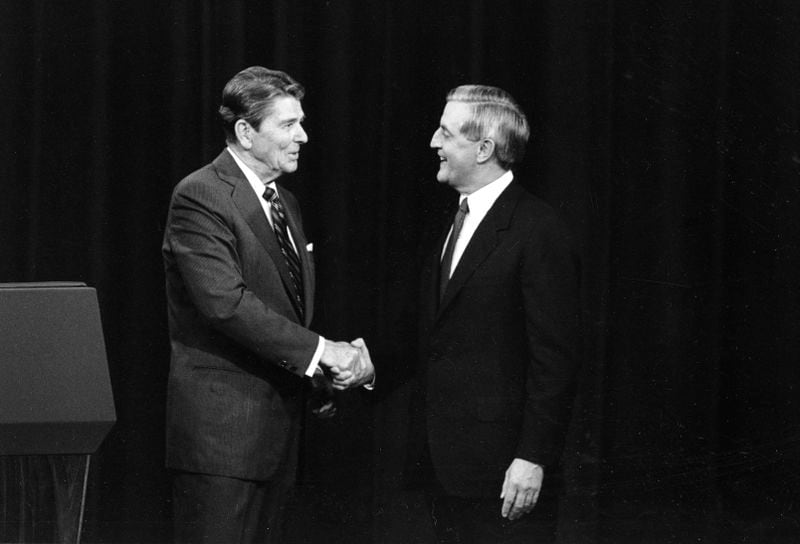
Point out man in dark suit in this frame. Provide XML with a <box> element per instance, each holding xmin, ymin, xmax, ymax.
<box><xmin>162</xmin><ymin>66</ymin><xmax>373</xmax><ymax>544</ymax></box>
<box><xmin>414</xmin><ymin>85</ymin><xmax>581</xmax><ymax>543</ymax></box>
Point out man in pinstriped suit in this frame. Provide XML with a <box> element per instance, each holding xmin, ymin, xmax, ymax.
<box><xmin>162</xmin><ymin>67</ymin><xmax>373</xmax><ymax>544</ymax></box>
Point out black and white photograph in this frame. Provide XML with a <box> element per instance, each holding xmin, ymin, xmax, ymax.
<box><xmin>1</xmin><ymin>1</ymin><xmax>798</xmax><ymax>542</ymax></box>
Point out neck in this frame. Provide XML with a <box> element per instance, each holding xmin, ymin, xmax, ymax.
<box><xmin>228</xmin><ymin>144</ymin><xmax>280</xmax><ymax>184</ymax></box>
<box><xmin>458</xmin><ymin>164</ymin><xmax>508</xmax><ymax>195</ymax></box>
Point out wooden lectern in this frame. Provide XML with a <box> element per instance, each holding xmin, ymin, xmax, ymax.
<box><xmin>0</xmin><ymin>282</ymin><xmax>116</xmax><ymax>543</ymax></box>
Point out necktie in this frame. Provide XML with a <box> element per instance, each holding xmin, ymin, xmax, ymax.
<box><xmin>439</xmin><ymin>198</ymin><xmax>469</xmax><ymax>301</ymax></box>
<box><xmin>263</xmin><ymin>187</ymin><xmax>304</xmax><ymax>317</ymax></box>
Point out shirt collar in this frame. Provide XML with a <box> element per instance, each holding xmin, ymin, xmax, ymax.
<box><xmin>460</xmin><ymin>170</ymin><xmax>514</xmax><ymax>216</ymax></box>
<box><xmin>227</xmin><ymin>146</ymin><xmax>278</xmax><ymax>198</ymax></box>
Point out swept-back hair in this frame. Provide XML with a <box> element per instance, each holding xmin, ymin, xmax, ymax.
<box><xmin>219</xmin><ymin>66</ymin><xmax>305</xmax><ymax>143</ymax></box>
<box><xmin>447</xmin><ymin>85</ymin><xmax>530</xmax><ymax>169</ymax></box>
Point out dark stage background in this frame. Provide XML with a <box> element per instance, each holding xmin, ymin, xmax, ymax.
<box><xmin>1</xmin><ymin>1</ymin><xmax>798</xmax><ymax>542</ymax></box>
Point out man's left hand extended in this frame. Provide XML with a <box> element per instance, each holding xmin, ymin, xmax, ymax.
<box><xmin>500</xmin><ymin>458</ymin><xmax>543</xmax><ymax>520</ymax></box>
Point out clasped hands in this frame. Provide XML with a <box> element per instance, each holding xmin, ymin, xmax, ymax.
<box><xmin>318</xmin><ymin>337</ymin><xmax>374</xmax><ymax>391</ymax></box>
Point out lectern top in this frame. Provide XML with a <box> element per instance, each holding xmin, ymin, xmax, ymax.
<box><xmin>0</xmin><ymin>282</ymin><xmax>87</xmax><ymax>289</ymax></box>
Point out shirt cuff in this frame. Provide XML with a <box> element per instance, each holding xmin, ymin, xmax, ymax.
<box><xmin>363</xmin><ymin>373</ymin><xmax>375</xmax><ymax>390</ymax></box>
<box><xmin>305</xmin><ymin>335</ymin><xmax>326</xmax><ymax>377</ymax></box>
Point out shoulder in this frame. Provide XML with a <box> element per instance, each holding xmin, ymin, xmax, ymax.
<box><xmin>171</xmin><ymin>162</ymin><xmax>230</xmax><ymax>203</ymax></box>
<box><xmin>506</xmin><ymin>183</ymin><xmax>577</xmax><ymax>251</ymax></box>
<box><xmin>507</xmin><ymin>183</ymin><xmax>566</xmax><ymax>229</ymax></box>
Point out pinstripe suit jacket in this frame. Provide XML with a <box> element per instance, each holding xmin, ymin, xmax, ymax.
<box><xmin>162</xmin><ymin>149</ymin><xmax>318</xmax><ymax>480</ymax></box>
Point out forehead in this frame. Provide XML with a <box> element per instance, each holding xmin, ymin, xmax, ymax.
<box><xmin>440</xmin><ymin>101</ymin><xmax>472</xmax><ymax>131</ymax></box>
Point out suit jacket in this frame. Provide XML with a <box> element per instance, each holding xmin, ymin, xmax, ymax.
<box><xmin>418</xmin><ymin>180</ymin><xmax>581</xmax><ymax>498</ymax></box>
<box><xmin>162</xmin><ymin>149</ymin><xmax>319</xmax><ymax>481</ymax></box>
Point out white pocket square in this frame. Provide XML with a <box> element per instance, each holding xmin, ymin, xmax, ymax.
<box><xmin>306</xmin><ymin>243</ymin><xmax>314</xmax><ymax>252</ymax></box>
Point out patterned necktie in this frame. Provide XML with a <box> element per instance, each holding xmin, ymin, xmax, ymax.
<box><xmin>263</xmin><ymin>186</ymin><xmax>304</xmax><ymax>317</ymax></box>
<box><xmin>439</xmin><ymin>198</ymin><xmax>469</xmax><ymax>301</ymax></box>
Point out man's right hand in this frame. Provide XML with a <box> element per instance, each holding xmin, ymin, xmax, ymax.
<box><xmin>319</xmin><ymin>339</ymin><xmax>374</xmax><ymax>390</ymax></box>
<box><xmin>319</xmin><ymin>340</ymin><xmax>359</xmax><ymax>388</ymax></box>
<box><xmin>344</xmin><ymin>337</ymin><xmax>375</xmax><ymax>390</ymax></box>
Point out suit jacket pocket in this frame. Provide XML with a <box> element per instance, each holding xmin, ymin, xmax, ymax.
<box><xmin>182</xmin><ymin>366</ymin><xmax>299</xmax><ymax>478</ymax></box>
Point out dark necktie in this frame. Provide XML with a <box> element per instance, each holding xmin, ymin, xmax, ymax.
<box><xmin>439</xmin><ymin>198</ymin><xmax>469</xmax><ymax>301</ymax></box>
<box><xmin>263</xmin><ymin>186</ymin><xmax>304</xmax><ymax>317</ymax></box>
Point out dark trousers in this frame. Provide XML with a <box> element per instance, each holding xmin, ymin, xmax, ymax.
<box><xmin>172</xmin><ymin>470</ymin><xmax>294</xmax><ymax>544</ymax></box>
<box><xmin>427</xmin><ymin>489</ymin><xmax>558</xmax><ymax>544</ymax></box>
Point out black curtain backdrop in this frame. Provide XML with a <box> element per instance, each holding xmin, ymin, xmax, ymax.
<box><xmin>1</xmin><ymin>1</ymin><xmax>798</xmax><ymax>543</ymax></box>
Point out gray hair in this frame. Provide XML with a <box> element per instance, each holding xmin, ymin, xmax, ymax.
<box><xmin>446</xmin><ymin>85</ymin><xmax>530</xmax><ymax>169</ymax></box>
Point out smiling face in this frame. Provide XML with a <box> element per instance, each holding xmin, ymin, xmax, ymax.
<box><xmin>245</xmin><ymin>95</ymin><xmax>308</xmax><ymax>181</ymax></box>
<box><xmin>430</xmin><ymin>101</ymin><xmax>481</xmax><ymax>193</ymax></box>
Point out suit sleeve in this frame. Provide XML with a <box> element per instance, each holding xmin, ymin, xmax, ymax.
<box><xmin>516</xmin><ymin>212</ymin><xmax>582</xmax><ymax>467</ymax></box>
<box><xmin>165</xmin><ymin>177</ymin><xmax>319</xmax><ymax>376</ymax></box>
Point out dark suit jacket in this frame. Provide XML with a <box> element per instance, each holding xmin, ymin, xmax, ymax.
<box><xmin>418</xmin><ymin>180</ymin><xmax>581</xmax><ymax>498</ymax></box>
<box><xmin>162</xmin><ymin>149</ymin><xmax>319</xmax><ymax>481</ymax></box>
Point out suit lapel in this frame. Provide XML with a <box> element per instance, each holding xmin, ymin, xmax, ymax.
<box><xmin>435</xmin><ymin>183</ymin><xmax>522</xmax><ymax>319</ymax></box>
<box><xmin>421</xmin><ymin>230</ymin><xmax>447</xmax><ymax>331</ymax></box>
<box><xmin>214</xmin><ymin>151</ymin><xmax>303</xmax><ymax>319</ymax></box>
<box><xmin>419</xmin><ymin>204</ymin><xmax>457</xmax><ymax>331</ymax></box>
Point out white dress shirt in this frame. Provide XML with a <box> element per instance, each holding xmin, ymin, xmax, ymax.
<box><xmin>442</xmin><ymin>170</ymin><xmax>514</xmax><ymax>278</ymax></box>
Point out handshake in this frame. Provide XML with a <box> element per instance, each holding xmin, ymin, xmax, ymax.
<box><xmin>318</xmin><ymin>337</ymin><xmax>374</xmax><ymax>391</ymax></box>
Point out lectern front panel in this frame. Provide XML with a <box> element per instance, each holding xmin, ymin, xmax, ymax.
<box><xmin>0</xmin><ymin>283</ymin><xmax>116</xmax><ymax>454</ymax></box>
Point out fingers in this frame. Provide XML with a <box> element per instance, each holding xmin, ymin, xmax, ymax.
<box><xmin>501</xmin><ymin>491</ymin><xmax>514</xmax><ymax>518</ymax></box>
<box><xmin>351</xmin><ymin>338</ymin><xmax>374</xmax><ymax>387</ymax></box>
<box><xmin>331</xmin><ymin>367</ymin><xmax>357</xmax><ymax>390</ymax></box>
<box><xmin>501</xmin><ymin>486</ymin><xmax>536</xmax><ymax>520</ymax></box>
<box><xmin>311</xmin><ymin>400</ymin><xmax>337</xmax><ymax>419</ymax></box>
<box><xmin>320</xmin><ymin>340</ymin><xmax>359</xmax><ymax>376</ymax></box>
<box><xmin>500</xmin><ymin>460</ymin><xmax>541</xmax><ymax>520</ymax></box>
<box><xmin>338</xmin><ymin>338</ymin><xmax>373</xmax><ymax>388</ymax></box>
<box><xmin>333</xmin><ymin>372</ymin><xmax>356</xmax><ymax>391</ymax></box>
<box><xmin>510</xmin><ymin>488</ymin><xmax>531</xmax><ymax>520</ymax></box>
<box><xmin>351</xmin><ymin>338</ymin><xmax>372</xmax><ymax>364</ymax></box>
<box><xmin>320</xmin><ymin>337</ymin><xmax>373</xmax><ymax>390</ymax></box>
<box><xmin>500</xmin><ymin>475</ymin><xmax>513</xmax><ymax>517</ymax></box>
<box><xmin>530</xmin><ymin>488</ymin><xmax>540</xmax><ymax>510</ymax></box>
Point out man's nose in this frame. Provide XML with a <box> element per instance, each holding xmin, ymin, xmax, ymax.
<box><xmin>430</xmin><ymin>128</ymin><xmax>441</xmax><ymax>148</ymax></box>
<box><xmin>296</xmin><ymin>125</ymin><xmax>308</xmax><ymax>143</ymax></box>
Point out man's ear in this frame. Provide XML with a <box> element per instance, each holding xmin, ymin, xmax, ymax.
<box><xmin>476</xmin><ymin>138</ymin><xmax>496</xmax><ymax>164</ymax></box>
<box><xmin>234</xmin><ymin>119</ymin><xmax>253</xmax><ymax>149</ymax></box>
